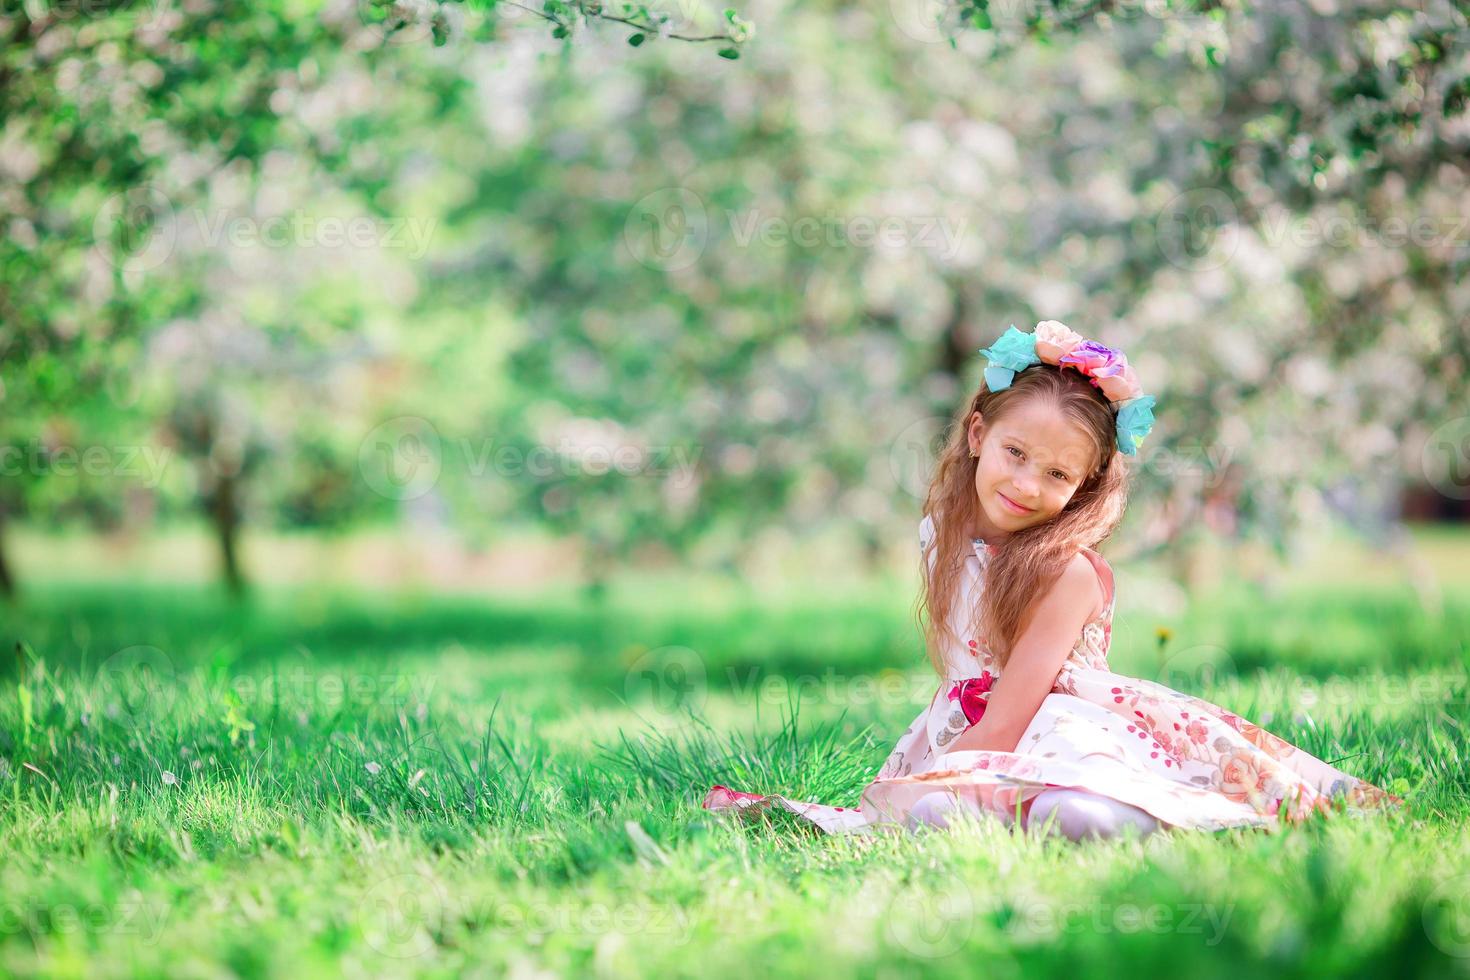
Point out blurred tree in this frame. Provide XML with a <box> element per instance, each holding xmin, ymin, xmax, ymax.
<box><xmin>971</xmin><ymin>0</ymin><xmax>1469</xmax><ymax>577</ymax></box>
<box><xmin>414</xmin><ymin>0</ymin><xmax>1467</xmax><ymax>590</ymax></box>
<box><xmin>2</xmin><ymin>0</ymin><xmax>1465</xmax><ymax>599</ymax></box>
<box><xmin>0</xmin><ymin>0</ymin><xmax>748</xmax><ymax>593</ymax></box>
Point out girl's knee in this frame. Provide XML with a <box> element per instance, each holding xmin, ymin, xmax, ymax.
<box><xmin>1027</xmin><ymin>788</ymin><xmax>1093</xmax><ymax>839</ymax></box>
<box><xmin>907</xmin><ymin>791</ymin><xmax>981</xmax><ymax>831</ymax></box>
<box><xmin>906</xmin><ymin>792</ymin><xmax>955</xmax><ymax>829</ymax></box>
<box><xmin>1027</xmin><ymin>788</ymin><xmax>1160</xmax><ymax>841</ymax></box>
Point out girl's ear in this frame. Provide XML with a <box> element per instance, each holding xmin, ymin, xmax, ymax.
<box><xmin>966</xmin><ymin>411</ymin><xmax>986</xmax><ymax>456</ymax></box>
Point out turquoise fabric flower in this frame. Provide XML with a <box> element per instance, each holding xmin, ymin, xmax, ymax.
<box><xmin>1115</xmin><ymin>394</ymin><xmax>1156</xmax><ymax>456</ymax></box>
<box><xmin>977</xmin><ymin>325</ymin><xmax>1041</xmax><ymax>391</ymax></box>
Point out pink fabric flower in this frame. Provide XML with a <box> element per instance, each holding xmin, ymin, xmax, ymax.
<box><xmin>1035</xmin><ymin>324</ymin><xmax>1145</xmax><ymax>401</ymax></box>
<box><xmin>1034</xmin><ymin>320</ymin><xmax>1086</xmax><ymax>364</ymax></box>
<box><xmin>1096</xmin><ymin>362</ymin><xmax>1142</xmax><ymax>401</ymax></box>
<box><xmin>1058</xmin><ymin>340</ymin><xmax>1125</xmax><ymax>382</ymax></box>
<box><xmin>1058</xmin><ymin>340</ymin><xmax>1142</xmax><ymax>402</ymax></box>
<box><xmin>948</xmin><ymin>671</ymin><xmax>995</xmax><ymax>726</ymax></box>
<box><xmin>1058</xmin><ymin>339</ymin><xmax>1123</xmax><ymax>375</ymax></box>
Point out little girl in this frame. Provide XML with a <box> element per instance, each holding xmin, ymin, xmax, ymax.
<box><xmin>703</xmin><ymin>321</ymin><xmax>1402</xmax><ymax>840</ymax></box>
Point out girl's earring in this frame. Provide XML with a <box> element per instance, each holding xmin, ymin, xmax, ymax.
<box><xmin>969</xmin><ymin>449</ymin><xmax>978</xmax><ymax>458</ymax></box>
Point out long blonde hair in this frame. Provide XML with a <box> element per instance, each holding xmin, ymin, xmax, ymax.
<box><xmin>915</xmin><ymin>364</ymin><xmax>1131</xmax><ymax>673</ymax></box>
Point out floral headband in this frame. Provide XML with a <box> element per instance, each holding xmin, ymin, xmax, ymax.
<box><xmin>978</xmin><ymin>321</ymin><xmax>1156</xmax><ymax>456</ymax></box>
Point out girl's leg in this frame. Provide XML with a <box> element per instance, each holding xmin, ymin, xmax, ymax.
<box><xmin>1025</xmin><ymin>788</ymin><xmax>1161</xmax><ymax>841</ymax></box>
<box><xmin>906</xmin><ymin>791</ymin><xmax>985</xmax><ymax>831</ymax></box>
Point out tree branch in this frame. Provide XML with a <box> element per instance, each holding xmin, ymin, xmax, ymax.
<box><xmin>499</xmin><ymin>0</ymin><xmax>745</xmax><ymax>44</ymax></box>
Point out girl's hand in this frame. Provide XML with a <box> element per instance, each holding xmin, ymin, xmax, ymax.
<box><xmin>947</xmin><ymin>552</ymin><xmax>1105</xmax><ymax>755</ymax></box>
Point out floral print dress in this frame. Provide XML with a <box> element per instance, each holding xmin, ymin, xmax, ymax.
<box><xmin>701</xmin><ymin>514</ymin><xmax>1403</xmax><ymax>836</ymax></box>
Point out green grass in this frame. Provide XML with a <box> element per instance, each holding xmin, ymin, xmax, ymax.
<box><xmin>1</xmin><ymin>575</ymin><xmax>1469</xmax><ymax>978</ymax></box>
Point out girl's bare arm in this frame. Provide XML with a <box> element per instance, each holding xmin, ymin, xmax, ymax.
<box><xmin>948</xmin><ymin>553</ymin><xmax>1104</xmax><ymax>755</ymax></box>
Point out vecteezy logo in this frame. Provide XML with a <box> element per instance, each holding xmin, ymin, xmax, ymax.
<box><xmin>623</xmin><ymin>188</ymin><xmax>709</xmax><ymax>272</ymax></box>
<box><xmin>358</xmin><ymin>416</ymin><xmax>442</xmax><ymax>501</ymax></box>
<box><xmin>889</xmin><ymin>415</ymin><xmax>951</xmax><ymax>500</ymax></box>
<box><xmin>623</xmin><ymin>645</ymin><xmax>708</xmax><ymax>718</ymax></box>
<box><xmin>1423</xmin><ymin>873</ymin><xmax>1470</xmax><ymax>958</ymax></box>
<box><xmin>93</xmin><ymin>184</ymin><xmax>176</xmax><ymax>273</ymax></box>
<box><xmin>888</xmin><ymin>0</ymin><xmax>949</xmax><ymax>42</ymax></box>
<box><xmin>358</xmin><ymin>873</ymin><xmax>448</xmax><ymax>958</ymax></box>
<box><xmin>1153</xmin><ymin>187</ymin><xmax>1240</xmax><ymax>272</ymax></box>
<box><xmin>886</xmin><ymin>874</ymin><xmax>975</xmax><ymax>957</ymax></box>
<box><xmin>1422</xmin><ymin>417</ymin><xmax>1470</xmax><ymax>501</ymax></box>
<box><xmin>1157</xmin><ymin>644</ymin><xmax>1236</xmax><ymax>694</ymax></box>
<box><xmin>96</xmin><ymin>645</ymin><xmax>177</xmax><ymax>726</ymax></box>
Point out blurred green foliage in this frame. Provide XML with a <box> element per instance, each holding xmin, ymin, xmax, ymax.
<box><xmin>1</xmin><ymin>0</ymin><xmax>1467</xmax><ymax>594</ymax></box>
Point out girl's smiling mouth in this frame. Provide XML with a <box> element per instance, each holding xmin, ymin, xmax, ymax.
<box><xmin>998</xmin><ymin>491</ymin><xmax>1034</xmax><ymax>515</ymax></box>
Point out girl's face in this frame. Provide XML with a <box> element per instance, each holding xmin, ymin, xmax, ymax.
<box><xmin>966</xmin><ymin>397</ymin><xmax>1098</xmax><ymax>541</ymax></box>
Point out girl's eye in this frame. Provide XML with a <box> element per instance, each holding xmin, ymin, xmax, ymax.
<box><xmin>1006</xmin><ymin>446</ymin><xmax>1023</xmax><ymax>459</ymax></box>
<box><xmin>1051</xmin><ymin>471</ymin><xmax>1068</xmax><ymax>481</ymax></box>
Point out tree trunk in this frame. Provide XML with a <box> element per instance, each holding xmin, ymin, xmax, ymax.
<box><xmin>580</xmin><ymin>538</ymin><xmax>610</xmax><ymax>603</ymax></box>
<box><xmin>211</xmin><ymin>471</ymin><xmax>246</xmax><ymax>596</ymax></box>
<box><xmin>861</xmin><ymin>529</ymin><xmax>884</xmax><ymax>575</ymax></box>
<box><xmin>0</xmin><ymin>512</ymin><xmax>15</xmax><ymax>598</ymax></box>
<box><xmin>938</xmin><ymin>275</ymin><xmax>973</xmax><ymax>380</ymax></box>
